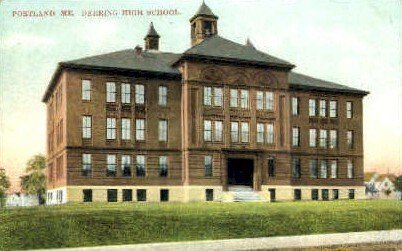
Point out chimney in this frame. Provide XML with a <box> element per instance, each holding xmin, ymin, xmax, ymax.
<box><xmin>134</xmin><ymin>45</ymin><xmax>142</xmax><ymax>56</ymax></box>
<box><xmin>144</xmin><ymin>22</ymin><xmax>160</xmax><ymax>50</ymax></box>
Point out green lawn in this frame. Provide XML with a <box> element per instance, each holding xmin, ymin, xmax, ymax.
<box><xmin>0</xmin><ymin>200</ymin><xmax>401</xmax><ymax>250</ymax></box>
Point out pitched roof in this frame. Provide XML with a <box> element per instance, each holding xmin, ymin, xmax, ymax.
<box><xmin>145</xmin><ymin>22</ymin><xmax>160</xmax><ymax>38</ymax></box>
<box><xmin>63</xmin><ymin>49</ymin><xmax>180</xmax><ymax>75</ymax></box>
<box><xmin>179</xmin><ymin>35</ymin><xmax>294</xmax><ymax>68</ymax></box>
<box><xmin>289</xmin><ymin>72</ymin><xmax>368</xmax><ymax>95</ymax></box>
<box><xmin>190</xmin><ymin>1</ymin><xmax>218</xmax><ymax>22</ymax></box>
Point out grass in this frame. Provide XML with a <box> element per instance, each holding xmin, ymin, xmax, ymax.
<box><xmin>0</xmin><ymin>200</ymin><xmax>401</xmax><ymax>250</ymax></box>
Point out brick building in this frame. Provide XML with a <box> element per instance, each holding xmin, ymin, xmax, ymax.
<box><xmin>43</xmin><ymin>2</ymin><xmax>368</xmax><ymax>204</ymax></box>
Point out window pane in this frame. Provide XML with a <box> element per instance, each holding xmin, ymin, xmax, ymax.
<box><xmin>347</xmin><ymin>101</ymin><xmax>353</xmax><ymax>118</ymax></box>
<box><xmin>265</xmin><ymin>92</ymin><xmax>274</xmax><ymax>110</ymax></box>
<box><xmin>135</xmin><ymin>84</ymin><xmax>145</xmax><ymax>104</ymax></box>
<box><xmin>204</xmin><ymin>120</ymin><xmax>212</xmax><ymax>142</ymax></box>
<box><xmin>241</xmin><ymin>122</ymin><xmax>249</xmax><ymax>142</ymax></box>
<box><xmin>230</xmin><ymin>122</ymin><xmax>238</xmax><ymax>142</ymax></box>
<box><xmin>82</xmin><ymin>116</ymin><xmax>91</xmax><ymax>139</ymax></box>
<box><xmin>121</xmin><ymin>83</ymin><xmax>131</xmax><ymax>104</ymax></box>
<box><xmin>347</xmin><ymin>160</ymin><xmax>354</xmax><ymax>178</ymax></box>
<box><xmin>266</xmin><ymin>123</ymin><xmax>274</xmax><ymax>144</ymax></box>
<box><xmin>257</xmin><ymin>123</ymin><xmax>264</xmax><ymax>143</ymax></box>
<box><xmin>106</xmin><ymin>82</ymin><xmax>116</xmax><ymax>102</ymax></box>
<box><xmin>240</xmin><ymin>90</ymin><xmax>249</xmax><ymax>109</ymax></box>
<box><xmin>330</xmin><ymin>101</ymin><xmax>337</xmax><ymax>118</ymax></box>
<box><xmin>320</xmin><ymin>160</ymin><xmax>327</xmax><ymax>178</ymax></box>
<box><xmin>309</xmin><ymin>99</ymin><xmax>316</xmax><ymax>116</ymax></box>
<box><xmin>136</xmin><ymin>155</ymin><xmax>146</xmax><ymax>176</ymax></box>
<box><xmin>292</xmin><ymin>97</ymin><xmax>298</xmax><ymax>116</ymax></box>
<box><xmin>82</xmin><ymin>80</ymin><xmax>91</xmax><ymax>101</ymax></box>
<box><xmin>106</xmin><ymin>118</ymin><xmax>116</xmax><ymax>140</ymax></box>
<box><xmin>204</xmin><ymin>87</ymin><xmax>212</xmax><ymax>106</ymax></box>
<box><xmin>204</xmin><ymin>156</ymin><xmax>212</xmax><ymax>176</ymax></box>
<box><xmin>330</xmin><ymin>130</ymin><xmax>337</xmax><ymax>149</ymax></box>
<box><xmin>214</xmin><ymin>121</ymin><xmax>223</xmax><ymax>141</ymax></box>
<box><xmin>319</xmin><ymin>130</ymin><xmax>327</xmax><ymax>148</ymax></box>
<box><xmin>82</xmin><ymin>154</ymin><xmax>91</xmax><ymax>176</ymax></box>
<box><xmin>319</xmin><ymin>100</ymin><xmax>326</xmax><ymax>117</ymax></box>
<box><xmin>159</xmin><ymin>120</ymin><xmax>168</xmax><ymax>141</ymax></box>
<box><xmin>292</xmin><ymin>127</ymin><xmax>299</xmax><ymax>147</ymax></box>
<box><xmin>292</xmin><ymin>158</ymin><xmax>301</xmax><ymax>179</ymax></box>
<box><xmin>107</xmin><ymin>155</ymin><xmax>116</xmax><ymax>176</ymax></box>
<box><xmin>347</xmin><ymin>131</ymin><xmax>353</xmax><ymax>149</ymax></box>
<box><xmin>309</xmin><ymin>129</ymin><xmax>316</xmax><ymax>147</ymax></box>
<box><xmin>136</xmin><ymin>119</ymin><xmax>145</xmax><ymax>141</ymax></box>
<box><xmin>121</xmin><ymin>155</ymin><xmax>131</xmax><ymax>177</ymax></box>
<box><xmin>331</xmin><ymin>160</ymin><xmax>337</xmax><ymax>178</ymax></box>
<box><xmin>256</xmin><ymin>91</ymin><xmax>263</xmax><ymax>110</ymax></box>
<box><xmin>159</xmin><ymin>86</ymin><xmax>167</xmax><ymax>106</ymax></box>
<box><xmin>310</xmin><ymin>159</ymin><xmax>318</xmax><ymax>178</ymax></box>
<box><xmin>122</xmin><ymin>118</ymin><xmax>131</xmax><ymax>140</ymax></box>
<box><xmin>230</xmin><ymin>89</ymin><xmax>238</xmax><ymax>107</ymax></box>
<box><xmin>159</xmin><ymin>156</ymin><xmax>168</xmax><ymax>177</ymax></box>
<box><xmin>214</xmin><ymin>88</ymin><xmax>223</xmax><ymax>106</ymax></box>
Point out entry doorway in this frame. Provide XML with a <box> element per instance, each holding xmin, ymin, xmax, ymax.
<box><xmin>227</xmin><ymin>158</ymin><xmax>254</xmax><ymax>187</ymax></box>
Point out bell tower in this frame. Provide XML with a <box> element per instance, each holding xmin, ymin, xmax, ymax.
<box><xmin>190</xmin><ymin>1</ymin><xmax>218</xmax><ymax>46</ymax></box>
<box><xmin>144</xmin><ymin>22</ymin><xmax>160</xmax><ymax>50</ymax></box>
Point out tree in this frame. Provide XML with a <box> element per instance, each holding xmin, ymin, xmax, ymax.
<box><xmin>365</xmin><ymin>182</ymin><xmax>378</xmax><ymax>198</ymax></box>
<box><xmin>20</xmin><ymin>154</ymin><xmax>47</xmax><ymax>205</ymax></box>
<box><xmin>384</xmin><ymin>188</ymin><xmax>392</xmax><ymax>197</ymax></box>
<box><xmin>395</xmin><ymin>175</ymin><xmax>402</xmax><ymax>200</ymax></box>
<box><xmin>0</xmin><ymin>168</ymin><xmax>11</xmax><ymax>208</ymax></box>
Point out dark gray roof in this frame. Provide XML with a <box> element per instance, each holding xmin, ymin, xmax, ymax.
<box><xmin>63</xmin><ymin>49</ymin><xmax>180</xmax><ymax>75</ymax></box>
<box><xmin>289</xmin><ymin>72</ymin><xmax>368</xmax><ymax>95</ymax></box>
<box><xmin>180</xmin><ymin>35</ymin><xmax>294</xmax><ymax>68</ymax></box>
<box><xmin>190</xmin><ymin>2</ymin><xmax>218</xmax><ymax>22</ymax></box>
<box><xmin>145</xmin><ymin>22</ymin><xmax>160</xmax><ymax>38</ymax></box>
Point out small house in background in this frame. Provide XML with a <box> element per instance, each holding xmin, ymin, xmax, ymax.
<box><xmin>5</xmin><ymin>192</ymin><xmax>39</xmax><ymax>207</ymax></box>
<box><xmin>365</xmin><ymin>173</ymin><xmax>401</xmax><ymax>200</ymax></box>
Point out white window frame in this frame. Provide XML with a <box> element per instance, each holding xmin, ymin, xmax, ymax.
<box><xmin>82</xmin><ymin>116</ymin><xmax>92</xmax><ymax>139</ymax></box>
<box><xmin>121</xmin><ymin>83</ymin><xmax>131</xmax><ymax>104</ymax></box>
<box><xmin>121</xmin><ymin>118</ymin><xmax>131</xmax><ymax>140</ymax></box>
<box><xmin>158</xmin><ymin>86</ymin><xmax>167</xmax><ymax>106</ymax></box>
<box><xmin>82</xmin><ymin>80</ymin><xmax>91</xmax><ymax>101</ymax></box>
<box><xmin>135</xmin><ymin>84</ymin><xmax>145</xmax><ymax>104</ymax></box>
<box><xmin>135</xmin><ymin>119</ymin><xmax>145</xmax><ymax>141</ymax></box>
<box><xmin>106</xmin><ymin>117</ymin><xmax>116</xmax><ymax>140</ymax></box>
<box><xmin>106</xmin><ymin>82</ymin><xmax>116</xmax><ymax>103</ymax></box>
<box><xmin>159</xmin><ymin>120</ymin><xmax>168</xmax><ymax>142</ymax></box>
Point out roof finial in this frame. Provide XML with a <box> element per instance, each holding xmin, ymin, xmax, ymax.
<box><xmin>145</xmin><ymin>21</ymin><xmax>160</xmax><ymax>38</ymax></box>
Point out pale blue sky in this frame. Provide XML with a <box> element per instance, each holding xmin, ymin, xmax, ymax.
<box><xmin>0</xmin><ymin>0</ymin><xmax>401</xmax><ymax>189</ymax></box>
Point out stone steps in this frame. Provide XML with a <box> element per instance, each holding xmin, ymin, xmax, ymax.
<box><xmin>228</xmin><ymin>186</ymin><xmax>263</xmax><ymax>202</ymax></box>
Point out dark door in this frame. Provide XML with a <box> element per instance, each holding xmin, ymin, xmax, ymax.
<box><xmin>227</xmin><ymin>158</ymin><xmax>254</xmax><ymax>186</ymax></box>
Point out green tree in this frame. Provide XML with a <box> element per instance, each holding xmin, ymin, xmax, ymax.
<box><xmin>0</xmin><ymin>168</ymin><xmax>11</xmax><ymax>208</ymax></box>
<box><xmin>395</xmin><ymin>175</ymin><xmax>402</xmax><ymax>200</ymax></box>
<box><xmin>20</xmin><ymin>154</ymin><xmax>47</xmax><ymax>205</ymax></box>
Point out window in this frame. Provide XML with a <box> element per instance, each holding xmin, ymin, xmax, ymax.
<box><xmin>319</xmin><ymin>130</ymin><xmax>327</xmax><ymax>148</ymax></box>
<box><xmin>347</xmin><ymin>131</ymin><xmax>354</xmax><ymax>149</ymax></box>
<box><xmin>230</xmin><ymin>122</ymin><xmax>239</xmax><ymax>142</ymax></box>
<box><xmin>348</xmin><ymin>189</ymin><xmax>355</xmax><ymax>199</ymax></box>
<box><xmin>330</xmin><ymin>160</ymin><xmax>337</xmax><ymax>178</ymax></box>
<box><xmin>309</xmin><ymin>99</ymin><xmax>317</xmax><ymax>116</ymax></box>
<box><xmin>204</xmin><ymin>156</ymin><xmax>213</xmax><ymax>177</ymax></box>
<box><xmin>203</xmin><ymin>87</ymin><xmax>212</xmax><ymax>106</ymax></box>
<box><xmin>160</xmin><ymin>189</ymin><xmax>169</xmax><ymax>202</ymax></box>
<box><xmin>319</xmin><ymin>100</ymin><xmax>327</xmax><ymax>117</ymax></box>
<box><xmin>82</xmin><ymin>116</ymin><xmax>92</xmax><ymax>139</ymax></box>
<box><xmin>83</xmin><ymin>189</ymin><xmax>92</xmax><ymax>202</ymax></box>
<box><xmin>292</xmin><ymin>97</ymin><xmax>299</xmax><ymax>116</ymax></box>
<box><xmin>294</xmin><ymin>189</ymin><xmax>302</xmax><ymax>200</ymax></box>
<box><xmin>122</xmin><ymin>189</ymin><xmax>133</xmax><ymax>202</ymax></box>
<box><xmin>121</xmin><ymin>118</ymin><xmax>131</xmax><ymax>140</ymax></box>
<box><xmin>121</xmin><ymin>83</ymin><xmax>131</xmax><ymax>104</ymax></box>
<box><xmin>82</xmin><ymin>154</ymin><xmax>91</xmax><ymax>176</ymax></box>
<box><xmin>329</xmin><ymin>100</ymin><xmax>337</xmax><ymax>118</ymax></box>
<box><xmin>269</xmin><ymin>189</ymin><xmax>276</xmax><ymax>202</ymax></box>
<box><xmin>311</xmin><ymin>189</ymin><xmax>319</xmax><ymax>200</ymax></box>
<box><xmin>329</xmin><ymin>130</ymin><xmax>337</xmax><ymax>149</ymax></box>
<box><xmin>107</xmin><ymin>189</ymin><xmax>117</xmax><ymax>202</ymax></box>
<box><xmin>214</xmin><ymin>121</ymin><xmax>223</xmax><ymax>142</ymax></box>
<box><xmin>135</xmin><ymin>84</ymin><xmax>145</xmax><ymax>104</ymax></box>
<box><xmin>137</xmin><ymin>189</ymin><xmax>147</xmax><ymax>201</ymax></box>
<box><xmin>240</xmin><ymin>90</ymin><xmax>249</xmax><ymax>109</ymax></box>
<box><xmin>292</xmin><ymin>127</ymin><xmax>300</xmax><ymax>147</ymax></box>
<box><xmin>268</xmin><ymin>157</ymin><xmax>275</xmax><ymax>177</ymax></box>
<box><xmin>265</xmin><ymin>91</ymin><xmax>274</xmax><ymax>110</ymax></box>
<box><xmin>135</xmin><ymin>119</ymin><xmax>145</xmax><ymax>141</ymax></box>
<box><xmin>346</xmin><ymin>101</ymin><xmax>353</xmax><ymax>119</ymax></box>
<box><xmin>320</xmin><ymin>160</ymin><xmax>327</xmax><ymax>179</ymax></box>
<box><xmin>347</xmin><ymin>160</ymin><xmax>354</xmax><ymax>178</ymax></box>
<box><xmin>82</xmin><ymin>80</ymin><xmax>91</xmax><ymax>101</ymax></box>
<box><xmin>310</xmin><ymin>159</ymin><xmax>318</xmax><ymax>179</ymax></box>
<box><xmin>292</xmin><ymin>158</ymin><xmax>301</xmax><ymax>179</ymax></box>
<box><xmin>241</xmin><ymin>122</ymin><xmax>249</xmax><ymax>143</ymax></box>
<box><xmin>206</xmin><ymin>189</ymin><xmax>214</xmax><ymax>201</ymax></box>
<box><xmin>266</xmin><ymin>123</ymin><xmax>274</xmax><ymax>144</ymax></box>
<box><xmin>136</xmin><ymin>155</ymin><xmax>146</xmax><ymax>177</ymax></box>
<box><xmin>106</xmin><ymin>118</ymin><xmax>116</xmax><ymax>140</ymax></box>
<box><xmin>333</xmin><ymin>189</ymin><xmax>339</xmax><ymax>200</ymax></box>
<box><xmin>107</xmin><ymin>155</ymin><xmax>117</xmax><ymax>177</ymax></box>
<box><xmin>256</xmin><ymin>91</ymin><xmax>264</xmax><ymax>110</ymax></box>
<box><xmin>309</xmin><ymin>129</ymin><xmax>317</xmax><ymax>147</ymax></box>
<box><xmin>213</xmin><ymin>87</ymin><xmax>223</xmax><ymax>106</ymax></box>
<box><xmin>158</xmin><ymin>86</ymin><xmax>167</xmax><ymax>106</ymax></box>
<box><xmin>106</xmin><ymin>82</ymin><xmax>116</xmax><ymax>102</ymax></box>
<box><xmin>257</xmin><ymin>123</ymin><xmax>264</xmax><ymax>143</ymax></box>
<box><xmin>230</xmin><ymin>89</ymin><xmax>238</xmax><ymax>108</ymax></box>
<box><xmin>121</xmin><ymin>155</ymin><xmax>131</xmax><ymax>177</ymax></box>
<box><xmin>159</xmin><ymin>120</ymin><xmax>168</xmax><ymax>141</ymax></box>
<box><xmin>204</xmin><ymin>120</ymin><xmax>212</xmax><ymax>142</ymax></box>
<box><xmin>322</xmin><ymin>189</ymin><xmax>329</xmax><ymax>201</ymax></box>
<box><xmin>159</xmin><ymin>156</ymin><xmax>168</xmax><ymax>177</ymax></box>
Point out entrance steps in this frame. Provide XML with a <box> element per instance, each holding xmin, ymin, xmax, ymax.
<box><xmin>228</xmin><ymin>186</ymin><xmax>264</xmax><ymax>202</ymax></box>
